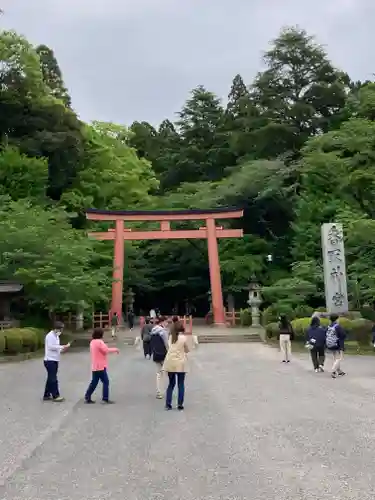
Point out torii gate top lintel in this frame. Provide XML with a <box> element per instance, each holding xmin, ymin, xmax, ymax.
<box><xmin>86</xmin><ymin>207</ymin><xmax>243</xmax><ymax>222</ymax></box>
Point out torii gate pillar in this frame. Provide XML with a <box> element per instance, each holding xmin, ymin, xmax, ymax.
<box><xmin>206</xmin><ymin>218</ymin><xmax>225</xmax><ymax>325</ymax></box>
<box><xmin>112</xmin><ymin>219</ymin><xmax>124</xmax><ymax>320</ymax></box>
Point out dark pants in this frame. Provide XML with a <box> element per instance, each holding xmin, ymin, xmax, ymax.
<box><xmin>310</xmin><ymin>346</ymin><xmax>325</xmax><ymax>369</ymax></box>
<box><xmin>143</xmin><ymin>341</ymin><xmax>151</xmax><ymax>357</ymax></box>
<box><xmin>166</xmin><ymin>372</ymin><xmax>186</xmax><ymax>407</ymax></box>
<box><xmin>44</xmin><ymin>360</ymin><xmax>60</xmax><ymax>399</ymax></box>
<box><xmin>85</xmin><ymin>369</ymin><xmax>109</xmax><ymax>401</ymax></box>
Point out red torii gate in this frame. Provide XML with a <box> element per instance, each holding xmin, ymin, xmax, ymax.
<box><xmin>85</xmin><ymin>208</ymin><xmax>243</xmax><ymax>326</ymax></box>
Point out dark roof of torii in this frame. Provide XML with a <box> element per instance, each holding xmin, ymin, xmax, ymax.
<box><xmin>86</xmin><ymin>207</ymin><xmax>243</xmax><ymax>216</ymax></box>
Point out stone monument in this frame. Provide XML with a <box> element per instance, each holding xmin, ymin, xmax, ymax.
<box><xmin>321</xmin><ymin>223</ymin><xmax>349</xmax><ymax>314</ymax></box>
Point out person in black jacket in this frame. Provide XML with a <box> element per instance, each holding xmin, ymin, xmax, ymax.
<box><xmin>278</xmin><ymin>314</ymin><xmax>294</xmax><ymax>363</ymax></box>
<box><xmin>306</xmin><ymin>316</ymin><xmax>327</xmax><ymax>372</ymax></box>
<box><xmin>140</xmin><ymin>317</ymin><xmax>152</xmax><ymax>359</ymax></box>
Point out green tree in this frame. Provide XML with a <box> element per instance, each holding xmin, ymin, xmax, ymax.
<box><xmin>0</xmin><ymin>147</ymin><xmax>47</xmax><ymax>202</ymax></box>
<box><xmin>0</xmin><ymin>30</ymin><xmax>85</xmax><ymax>200</ymax></box>
<box><xmin>36</xmin><ymin>44</ymin><xmax>71</xmax><ymax>106</ymax></box>
<box><xmin>61</xmin><ymin>122</ymin><xmax>158</xmax><ymax>215</ymax></box>
<box><xmin>162</xmin><ymin>85</ymin><xmax>232</xmax><ymax>188</ymax></box>
<box><xmin>0</xmin><ymin>200</ymin><xmax>111</xmax><ymax>312</ymax></box>
<box><xmin>251</xmin><ymin>27</ymin><xmax>350</xmax><ymax>159</ymax></box>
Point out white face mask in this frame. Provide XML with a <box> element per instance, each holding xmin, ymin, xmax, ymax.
<box><xmin>55</xmin><ymin>330</ymin><xmax>63</xmax><ymax>336</ymax></box>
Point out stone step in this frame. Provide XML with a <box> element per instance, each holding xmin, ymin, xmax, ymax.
<box><xmin>197</xmin><ymin>334</ymin><xmax>261</xmax><ymax>343</ymax></box>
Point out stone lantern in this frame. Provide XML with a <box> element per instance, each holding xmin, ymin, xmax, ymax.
<box><xmin>124</xmin><ymin>288</ymin><xmax>135</xmax><ymax>316</ymax></box>
<box><xmin>247</xmin><ymin>277</ymin><xmax>263</xmax><ymax>327</ymax></box>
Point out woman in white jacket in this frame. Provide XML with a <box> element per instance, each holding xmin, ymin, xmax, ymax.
<box><xmin>163</xmin><ymin>323</ymin><xmax>189</xmax><ymax>410</ymax></box>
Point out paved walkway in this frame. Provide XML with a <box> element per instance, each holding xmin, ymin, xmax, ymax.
<box><xmin>1</xmin><ymin>344</ymin><xmax>375</xmax><ymax>499</ymax></box>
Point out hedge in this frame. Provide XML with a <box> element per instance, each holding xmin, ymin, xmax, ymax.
<box><xmin>266</xmin><ymin>316</ymin><xmax>374</xmax><ymax>345</ymax></box>
<box><xmin>0</xmin><ymin>327</ymin><xmax>45</xmax><ymax>355</ymax></box>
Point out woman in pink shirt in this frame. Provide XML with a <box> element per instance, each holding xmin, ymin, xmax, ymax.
<box><xmin>84</xmin><ymin>327</ymin><xmax>119</xmax><ymax>404</ymax></box>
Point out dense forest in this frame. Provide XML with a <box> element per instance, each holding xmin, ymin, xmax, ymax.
<box><xmin>1</xmin><ymin>26</ymin><xmax>375</xmax><ymax>321</ymax></box>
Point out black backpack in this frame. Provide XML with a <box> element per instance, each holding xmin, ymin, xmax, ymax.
<box><xmin>150</xmin><ymin>332</ymin><xmax>167</xmax><ymax>363</ymax></box>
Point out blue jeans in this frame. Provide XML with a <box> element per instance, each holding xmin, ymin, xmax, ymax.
<box><xmin>85</xmin><ymin>369</ymin><xmax>109</xmax><ymax>401</ymax></box>
<box><xmin>166</xmin><ymin>372</ymin><xmax>185</xmax><ymax>407</ymax></box>
<box><xmin>44</xmin><ymin>360</ymin><xmax>60</xmax><ymax>398</ymax></box>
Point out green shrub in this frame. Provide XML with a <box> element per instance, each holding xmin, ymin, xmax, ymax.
<box><xmin>265</xmin><ymin>322</ymin><xmax>279</xmax><ymax>338</ymax></box>
<box><xmin>0</xmin><ymin>333</ymin><xmax>5</xmax><ymax>353</ymax></box>
<box><xmin>293</xmin><ymin>305</ymin><xmax>314</xmax><ymax>319</ymax></box>
<box><xmin>360</xmin><ymin>305</ymin><xmax>375</xmax><ymax>322</ymax></box>
<box><xmin>4</xmin><ymin>329</ymin><xmax>23</xmax><ymax>354</ymax></box>
<box><xmin>20</xmin><ymin>329</ymin><xmax>39</xmax><ymax>352</ymax></box>
<box><xmin>27</xmin><ymin>327</ymin><xmax>46</xmax><ymax>347</ymax></box>
<box><xmin>337</xmin><ymin>317</ymin><xmax>352</xmax><ymax>333</ymax></box>
<box><xmin>240</xmin><ymin>308</ymin><xmax>251</xmax><ymax>326</ymax></box>
<box><xmin>349</xmin><ymin>318</ymin><xmax>373</xmax><ymax>346</ymax></box>
<box><xmin>262</xmin><ymin>304</ymin><xmax>295</xmax><ymax>325</ymax></box>
<box><xmin>291</xmin><ymin>317</ymin><xmax>330</xmax><ymax>340</ymax></box>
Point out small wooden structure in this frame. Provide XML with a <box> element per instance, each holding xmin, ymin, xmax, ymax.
<box><xmin>224</xmin><ymin>309</ymin><xmax>241</xmax><ymax>327</ymax></box>
<box><xmin>0</xmin><ymin>281</ymin><xmax>23</xmax><ymax>328</ymax></box>
<box><xmin>92</xmin><ymin>312</ymin><xmax>110</xmax><ymax>330</ymax></box>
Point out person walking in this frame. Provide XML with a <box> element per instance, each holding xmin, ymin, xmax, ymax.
<box><xmin>43</xmin><ymin>321</ymin><xmax>70</xmax><ymax>402</ymax></box>
<box><xmin>127</xmin><ymin>309</ymin><xmax>134</xmax><ymax>331</ymax></box>
<box><xmin>111</xmin><ymin>312</ymin><xmax>119</xmax><ymax>338</ymax></box>
<box><xmin>84</xmin><ymin>327</ymin><xmax>119</xmax><ymax>404</ymax></box>
<box><xmin>163</xmin><ymin>322</ymin><xmax>189</xmax><ymax>410</ymax></box>
<box><xmin>326</xmin><ymin>314</ymin><xmax>346</xmax><ymax>378</ymax></box>
<box><xmin>169</xmin><ymin>315</ymin><xmax>184</xmax><ymax>338</ymax></box>
<box><xmin>278</xmin><ymin>314</ymin><xmax>294</xmax><ymax>363</ymax></box>
<box><xmin>141</xmin><ymin>317</ymin><xmax>153</xmax><ymax>359</ymax></box>
<box><xmin>150</xmin><ymin>317</ymin><xmax>169</xmax><ymax>399</ymax></box>
<box><xmin>305</xmin><ymin>316</ymin><xmax>327</xmax><ymax>372</ymax></box>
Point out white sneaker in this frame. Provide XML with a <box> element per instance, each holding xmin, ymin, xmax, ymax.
<box><xmin>315</xmin><ymin>369</ymin><xmax>319</xmax><ymax>373</ymax></box>
<box><xmin>156</xmin><ymin>393</ymin><xmax>163</xmax><ymax>399</ymax></box>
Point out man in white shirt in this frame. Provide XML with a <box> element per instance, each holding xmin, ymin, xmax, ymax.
<box><xmin>43</xmin><ymin>322</ymin><xmax>70</xmax><ymax>402</ymax></box>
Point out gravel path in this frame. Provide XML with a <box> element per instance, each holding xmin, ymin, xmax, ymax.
<box><xmin>0</xmin><ymin>343</ymin><xmax>375</xmax><ymax>499</ymax></box>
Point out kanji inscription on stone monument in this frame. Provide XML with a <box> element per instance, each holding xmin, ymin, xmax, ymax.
<box><xmin>321</xmin><ymin>223</ymin><xmax>348</xmax><ymax>314</ymax></box>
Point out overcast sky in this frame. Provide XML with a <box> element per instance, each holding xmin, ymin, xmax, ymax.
<box><xmin>1</xmin><ymin>0</ymin><xmax>373</xmax><ymax>126</ymax></box>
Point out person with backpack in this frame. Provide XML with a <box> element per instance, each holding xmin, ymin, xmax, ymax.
<box><xmin>305</xmin><ymin>316</ymin><xmax>327</xmax><ymax>372</ymax></box>
<box><xmin>141</xmin><ymin>317</ymin><xmax>152</xmax><ymax>359</ymax></box>
<box><xmin>278</xmin><ymin>314</ymin><xmax>294</xmax><ymax>363</ymax></box>
<box><xmin>326</xmin><ymin>314</ymin><xmax>346</xmax><ymax>378</ymax></box>
<box><xmin>150</xmin><ymin>316</ymin><xmax>169</xmax><ymax>399</ymax></box>
<box><xmin>163</xmin><ymin>322</ymin><xmax>189</xmax><ymax>410</ymax></box>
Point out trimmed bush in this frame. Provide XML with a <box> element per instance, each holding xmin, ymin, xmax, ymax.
<box><xmin>262</xmin><ymin>304</ymin><xmax>295</xmax><ymax>325</ymax></box>
<box><xmin>349</xmin><ymin>318</ymin><xmax>373</xmax><ymax>346</ymax></box>
<box><xmin>291</xmin><ymin>317</ymin><xmax>330</xmax><ymax>340</ymax></box>
<box><xmin>4</xmin><ymin>329</ymin><xmax>23</xmax><ymax>354</ymax></box>
<box><xmin>265</xmin><ymin>322</ymin><xmax>279</xmax><ymax>338</ymax></box>
<box><xmin>360</xmin><ymin>305</ymin><xmax>375</xmax><ymax>322</ymax></box>
<box><xmin>20</xmin><ymin>329</ymin><xmax>39</xmax><ymax>352</ymax></box>
<box><xmin>0</xmin><ymin>333</ymin><xmax>5</xmax><ymax>354</ymax></box>
<box><xmin>27</xmin><ymin>327</ymin><xmax>46</xmax><ymax>348</ymax></box>
<box><xmin>293</xmin><ymin>305</ymin><xmax>314</xmax><ymax>319</ymax></box>
<box><xmin>1</xmin><ymin>328</ymin><xmax>46</xmax><ymax>355</ymax></box>
<box><xmin>240</xmin><ymin>308</ymin><xmax>251</xmax><ymax>326</ymax></box>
